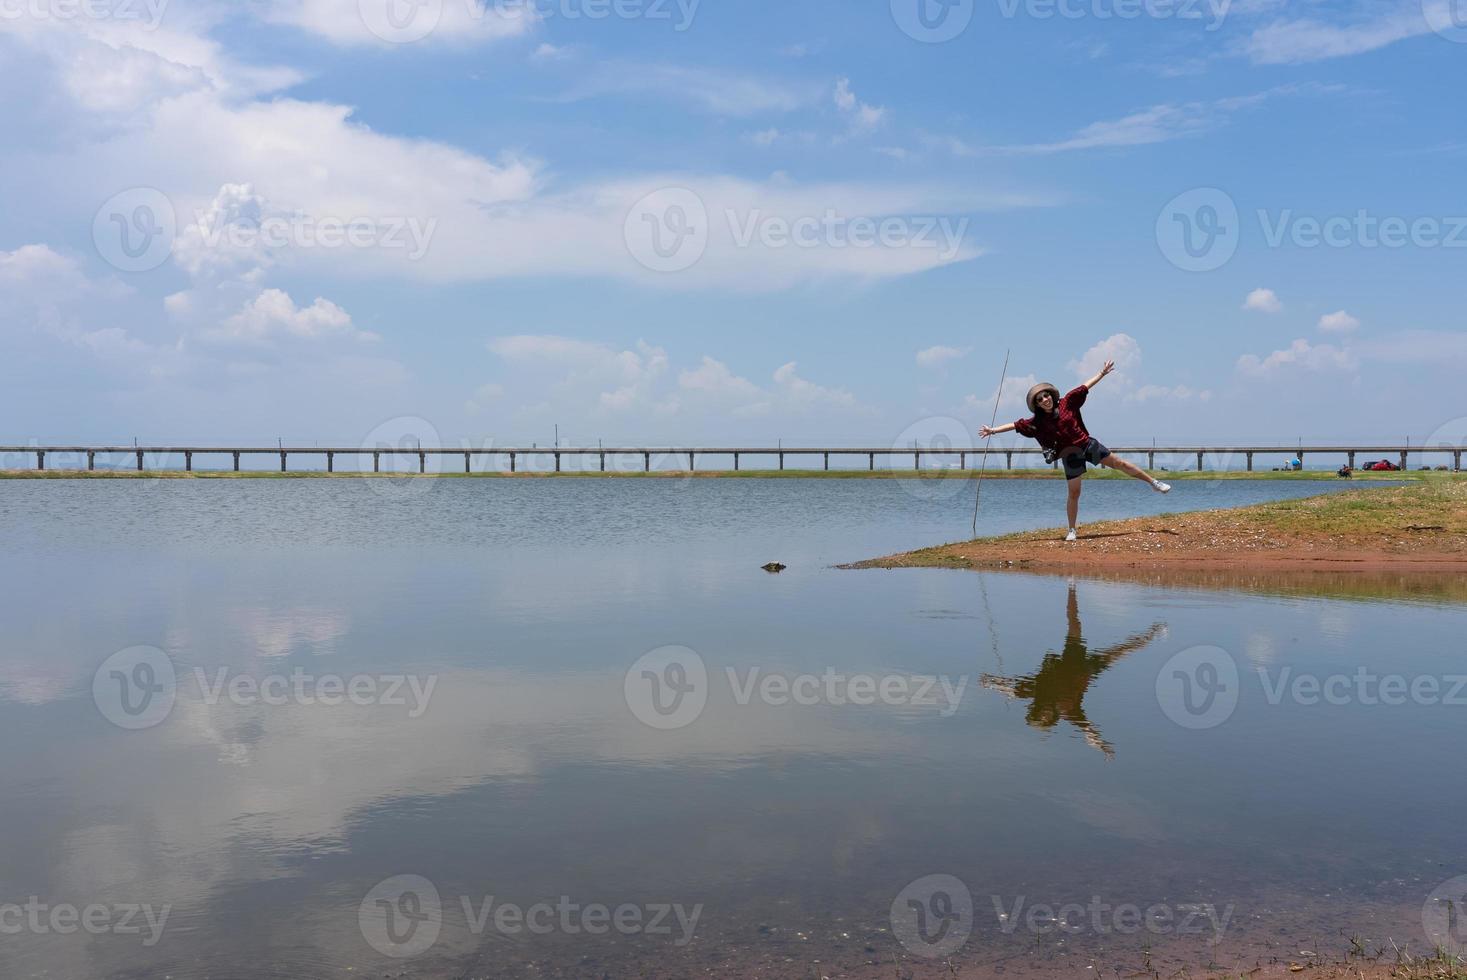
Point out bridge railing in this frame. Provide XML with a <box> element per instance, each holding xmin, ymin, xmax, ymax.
<box><xmin>0</xmin><ymin>445</ymin><xmax>1461</xmax><ymax>473</ymax></box>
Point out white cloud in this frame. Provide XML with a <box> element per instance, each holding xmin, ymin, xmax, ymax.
<box><xmin>531</xmin><ymin>42</ymin><xmax>569</xmax><ymax>60</ymax></box>
<box><xmin>749</xmin><ymin>128</ymin><xmax>781</xmax><ymax>147</ymax></box>
<box><xmin>1237</xmin><ymin>338</ymin><xmax>1358</xmax><ymax>376</ymax></box>
<box><xmin>1130</xmin><ymin>384</ymin><xmax>1213</xmax><ymax>403</ymax></box>
<box><xmin>834</xmin><ymin>77</ymin><xmax>886</xmax><ymax>133</ymax></box>
<box><xmin>1068</xmin><ymin>333</ymin><xmax>1142</xmax><ymax>381</ymax></box>
<box><xmin>1240</xmin><ymin>8</ymin><xmax>1433</xmax><ymax>65</ymax></box>
<box><xmin>915</xmin><ymin>345</ymin><xmax>970</xmax><ymax>369</ymax></box>
<box><xmin>1243</xmin><ymin>287</ymin><xmax>1283</xmax><ymax>313</ymax></box>
<box><xmin>262</xmin><ymin>0</ymin><xmax>535</xmax><ymax>47</ymax></box>
<box><xmin>964</xmin><ymin>373</ymin><xmax>1039</xmax><ymax>419</ymax></box>
<box><xmin>556</xmin><ymin>63</ymin><xmax>819</xmax><ymax>117</ymax></box>
<box><xmin>1318</xmin><ymin>310</ymin><xmax>1361</xmax><ymax>333</ymax></box>
<box><xmin>209</xmin><ymin>289</ymin><xmax>370</xmax><ymax>345</ymax></box>
<box><xmin>0</xmin><ymin>243</ymin><xmax>84</xmax><ymax>286</ymax></box>
<box><xmin>9</xmin><ymin>19</ymin><xmax>1012</xmax><ymax>293</ymax></box>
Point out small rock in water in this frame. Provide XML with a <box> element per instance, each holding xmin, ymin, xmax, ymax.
<box><xmin>761</xmin><ymin>562</ymin><xmax>787</xmax><ymax>573</ymax></box>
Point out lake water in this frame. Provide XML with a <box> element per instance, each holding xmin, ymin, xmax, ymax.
<box><xmin>1</xmin><ymin>477</ymin><xmax>1462</xmax><ymax>979</ymax></box>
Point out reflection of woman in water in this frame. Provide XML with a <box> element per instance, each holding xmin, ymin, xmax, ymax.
<box><xmin>981</xmin><ymin>584</ymin><xmax>1165</xmax><ymax>759</ymax></box>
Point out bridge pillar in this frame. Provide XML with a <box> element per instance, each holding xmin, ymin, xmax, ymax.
<box><xmin>185</xmin><ymin>451</ymin><xmax>193</xmax><ymax>472</ymax></box>
<box><xmin>1148</xmin><ymin>451</ymin><xmax>1155</xmax><ymax>469</ymax></box>
<box><xmin>868</xmin><ymin>453</ymin><xmax>874</xmax><ymax>471</ymax></box>
<box><xmin>1006</xmin><ymin>451</ymin><xmax>1012</xmax><ymax>469</ymax></box>
<box><xmin>233</xmin><ymin>452</ymin><xmax>240</xmax><ymax>472</ymax></box>
<box><xmin>688</xmin><ymin>452</ymin><xmax>694</xmax><ymax>472</ymax></box>
<box><xmin>555</xmin><ymin>452</ymin><xmax>561</xmax><ymax>473</ymax></box>
<box><xmin>1456</xmin><ymin>451</ymin><xmax>1462</xmax><ymax>472</ymax></box>
<box><xmin>136</xmin><ymin>451</ymin><xmax>144</xmax><ymax>472</ymax></box>
<box><xmin>960</xmin><ymin>452</ymin><xmax>966</xmax><ymax>470</ymax></box>
<box><xmin>373</xmin><ymin>452</ymin><xmax>380</xmax><ymax>473</ymax></box>
<box><xmin>734</xmin><ymin>452</ymin><xmax>739</xmax><ymax>471</ymax></box>
<box><xmin>326</xmin><ymin>452</ymin><xmax>333</xmax><ymax>474</ymax></box>
<box><xmin>823</xmin><ymin>452</ymin><xmax>829</xmax><ymax>471</ymax></box>
<box><xmin>419</xmin><ymin>452</ymin><xmax>426</xmax><ymax>474</ymax></box>
<box><xmin>1400</xmin><ymin>450</ymin><xmax>1408</xmax><ymax>471</ymax></box>
<box><xmin>914</xmin><ymin>451</ymin><xmax>921</xmax><ymax>471</ymax></box>
<box><xmin>600</xmin><ymin>452</ymin><xmax>606</xmax><ymax>472</ymax></box>
<box><xmin>779</xmin><ymin>452</ymin><xmax>784</xmax><ymax>471</ymax></box>
<box><xmin>88</xmin><ymin>451</ymin><xmax>96</xmax><ymax>472</ymax></box>
<box><xmin>643</xmin><ymin>452</ymin><xmax>650</xmax><ymax>472</ymax></box>
<box><xmin>1196</xmin><ymin>450</ymin><xmax>1204</xmax><ymax>471</ymax></box>
<box><xmin>510</xmin><ymin>452</ymin><xmax>517</xmax><ymax>473</ymax></box>
<box><xmin>1246</xmin><ymin>452</ymin><xmax>1253</xmax><ymax>472</ymax></box>
<box><xmin>36</xmin><ymin>450</ymin><xmax>44</xmax><ymax>471</ymax></box>
<box><xmin>1348</xmin><ymin>451</ymin><xmax>1356</xmax><ymax>469</ymax></box>
<box><xmin>465</xmin><ymin>452</ymin><xmax>471</xmax><ymax>474</ymax></box>
<box><xmin>280</xmin><ymin>452</ymin><xmax>287</xmax><ymax>473</ymax></box>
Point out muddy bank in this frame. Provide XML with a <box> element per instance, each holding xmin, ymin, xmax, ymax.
<box><xmin>846</xmin><ymin>481</ymin><xmax>1467</xmax><ymax>577</ymax></box>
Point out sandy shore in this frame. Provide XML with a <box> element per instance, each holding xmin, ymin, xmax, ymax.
<box><xmin>845</xmin><ymin>480</ymin><xmax>1467</xmax><ymax>576</ymax></box>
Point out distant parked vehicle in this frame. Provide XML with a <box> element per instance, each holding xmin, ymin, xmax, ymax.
<box><xmin>1364</xmin><ymin>459</ymin><xmax>1399</xmax><ymax>472</ymax></box>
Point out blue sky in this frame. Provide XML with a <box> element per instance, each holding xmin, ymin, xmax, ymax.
<box><xmin>1</xmin><ymin>0</ymin><xmax>1464</xmax><ymax>454</ymax></box>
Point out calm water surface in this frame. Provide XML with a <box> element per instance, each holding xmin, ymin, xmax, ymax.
<box><xmin>0</xmin><ymin>478</ymin><xmax>1461</xmax><ymax>979</ymax></box>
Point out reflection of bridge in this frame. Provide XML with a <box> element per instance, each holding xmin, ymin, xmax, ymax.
<box><xmin>1</xmin><ymin>444</ymin><xmax>1461</xmax><ymax>474</ymax></box>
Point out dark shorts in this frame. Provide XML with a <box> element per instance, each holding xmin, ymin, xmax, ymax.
<box><xmin>1062</xmin><ymin>438</ymin><xmax>1111</xmax><ymax>480</ymax></box>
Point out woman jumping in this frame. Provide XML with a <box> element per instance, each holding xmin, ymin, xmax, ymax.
<box><xmin>979</xmin><ymin>359</ymin><xmax>1170</xmax><ymax>542</ymax></box>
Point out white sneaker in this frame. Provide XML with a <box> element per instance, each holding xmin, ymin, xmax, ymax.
<box><xmin>1065</xmin><ymin>528</ymin><xmax>1077</xmax><ymax>542</ymax></box>
<box><xmin>1151</xmin><ymin>481</ymin><xmax>1171</xmax><ymax>493</ymax></box>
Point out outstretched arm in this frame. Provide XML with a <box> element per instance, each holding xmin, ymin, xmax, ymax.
<box><xmin>979</xmin><ymin>422</ymin><xmax>1016</xmax><ymax>438</ymax></box>
<box><xmin>1083</xmin><ymin>359</ymin><xmax>1116</xmax><ymax>390</ymax></box>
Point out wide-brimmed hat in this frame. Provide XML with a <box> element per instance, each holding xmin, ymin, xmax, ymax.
<box><xmin>1027</xmin><ymin>382</ymin><xmax>1061</xmax><ymax>413</ymax></box>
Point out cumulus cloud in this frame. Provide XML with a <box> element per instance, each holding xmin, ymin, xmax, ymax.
<box><xmin>208</xmin><ymin>289</ymin><xmax>371</xmax><ymax>345</ymax></box>
<box><xmin>1317</xmin><ymin>310</ymin><xmax>1360</xmax><ymax>333</ymax></box>
<box><xmin>1237</xmin><ymin>338</ymin><xmax>1358</xmax><ymax>376</ymax></box>
<box><xmin>1243</xmin><ymin>287</ymin><xmax>1283</xmax><ymax>313</ymax></box>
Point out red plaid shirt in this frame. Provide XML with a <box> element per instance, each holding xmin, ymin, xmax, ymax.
<box><xmin>1014</xmin><ymin>384</ymin><xmax>1091</xmax><ymax>452</ymax></box>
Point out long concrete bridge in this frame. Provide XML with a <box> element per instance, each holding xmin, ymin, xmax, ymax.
<box><xmin>1</xmin><ymin>445</ymin><xmax>1460</xmax><ymax>473</ymax></box>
